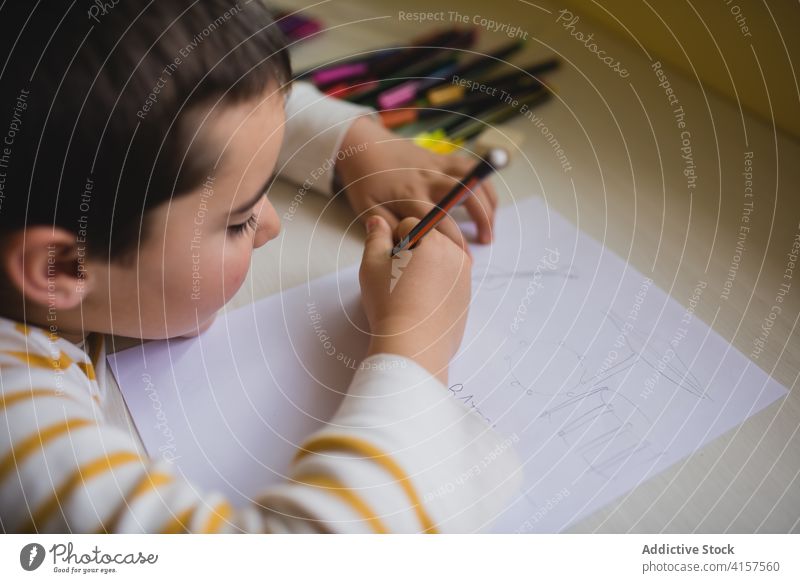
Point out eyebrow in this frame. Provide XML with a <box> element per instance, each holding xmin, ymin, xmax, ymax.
<box><xmin>231</xmin><ymin>169</ymin><xmax>278</xmax><ymax>216</ymax></box>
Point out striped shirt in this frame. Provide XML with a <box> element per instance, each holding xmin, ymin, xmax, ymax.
<box><xmin>0</xmin><ymin>317</ymin><xmax>522</xmax><ymax>532</ymax></box>
<box><xmin>1</xmin><ymin>81</ymin><xmax>521</xmax><ymax>533</ymax></box>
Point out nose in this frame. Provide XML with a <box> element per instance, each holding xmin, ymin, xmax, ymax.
<box><xmin>253</xmin><ymin>199</ymin><xmax>281</xmax><ymax>248</ymax></box>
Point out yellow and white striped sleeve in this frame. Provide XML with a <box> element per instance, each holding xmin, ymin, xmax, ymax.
<box><xmin>1</xmin><ymin>325</ymin><xmax>520</xmax><ymax>532</ymax></box>
<box><xmin>0</xmin><ymin>335</ymin><xmax>246</xmax><ymax>533</ymax></box>
<box><xmin>262</xmin><ymin>353</ymin><xmax>523</xmax><ymax>533</ymax></box>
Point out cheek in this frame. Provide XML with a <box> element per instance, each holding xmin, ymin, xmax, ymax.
<box><xmin>161</xmin><ymin>235</ymin><xmax>251</xmax><ymax>329</ymax></box>
<box><xmin>222</xmin><ymin>237</ymin><xmax>253</xmax><ymax>298</ymax></box>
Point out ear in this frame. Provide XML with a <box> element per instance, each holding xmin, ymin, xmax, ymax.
<box><xmin>3</xmin><ymin>227</ymin><xmax>92</xmax><ymax>311</ymax></box>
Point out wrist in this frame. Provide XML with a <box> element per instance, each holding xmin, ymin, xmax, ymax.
<box><xmin>366</xmin><ymin>335</ymin><xmax>449</xmax><ymax>386</ymax></box>
<box><xmin>340</xmin><ymin>115</ymin><xmax>382</xmax><ymax>151</ymax></box>
<box><xmin>334</xmin><ymin>115</ymin><xmax>385</xmax><ymax>185</ymax></box>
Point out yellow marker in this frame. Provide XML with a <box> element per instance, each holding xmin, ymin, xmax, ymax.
<box><xmin>413</xmin><ymin>129</ymin><xmax>463</xmax><ymax>154</ymax></box>
<box><xmin>427</xmin><ymin>85</ymin><xmax>465</xmax><ymax>107</ymax></box>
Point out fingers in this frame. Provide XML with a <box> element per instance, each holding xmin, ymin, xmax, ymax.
<box><xmin>462</xmin><ymin>188</ymin><xmax>495</xmax><ymax>244</ymax></box>
<box><xmin>444</xmin><ymin>153</ymin><xmax>475</xmax><ymax>176</ymax></box>
<box><xmin>432</xmin><ymin>213</ymin><xmax>472</xmax><ymax>259</ymax></box>
<box><xmin>360</xmin><ymin>191</ymin><xmax>472</xmax><ymax>257</ymax></box>
<box><xmin>429</xmin><ymin>176</ymin><xmax>494</xmax><ymax>246</ymax></box>
<box><xmin>395</xmin><ymin>216</ymin><xmax>421</xmax><ymax>240</ymax></box>
<box><xmin>362</xmin><ymin>205</ymin><xmax>399</xmax><ymax>234</ymax></box>
<box><xmin>442</xmin><ymin>155</ymin><xmax>498</xmax><ymax>244</ymax></box>
<box><xmin>482</xmin><ymin>178</ymin><xmax>499</xmax><ymax>210</ymax></box>
<box><xmin>361</xmin><ymin>214</ymin><xmax>393</xmax><ymax>262</ymax></box>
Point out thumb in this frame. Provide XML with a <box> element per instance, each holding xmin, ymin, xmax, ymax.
<box><xmin>395</xmin><ymin>216</ymin><xmax>422</xmax><ymax>242</ymax></box>
<box><xmin>362</xmin><ymin>214</ymin><xmax>392</xmax><ymax>259</ymax></box>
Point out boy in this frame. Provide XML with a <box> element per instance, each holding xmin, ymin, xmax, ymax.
<box><xmin>0</xmin><ymin>1</ymin><xmax>520</xmax><ymax>532</ymax></box>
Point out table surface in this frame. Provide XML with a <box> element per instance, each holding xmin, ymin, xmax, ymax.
<box><xmin>103</xmin><ymin>0</ymin><xmax>800</xmax><ymax>533</ymax></box>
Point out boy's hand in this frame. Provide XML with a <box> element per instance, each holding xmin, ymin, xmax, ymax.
<box><xmin>358</xmin><ymin>214</ymin><xmax>472</xmax><ymax>386</ymax></box>
<box><xmin>335</xmin><ymin>118</ymin><xmax>498</xmax><ymax>256</ymax></box>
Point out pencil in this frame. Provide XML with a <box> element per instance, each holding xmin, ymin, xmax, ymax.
<box><xmin>390</xmin><ymin>148</ymin><xmax>509</xmax><ymax>257</ymax></box>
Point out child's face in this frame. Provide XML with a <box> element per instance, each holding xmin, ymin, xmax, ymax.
<box><xmin>88</xmin><ymin>88</ymin><xmax>286</xmax><ymax>339</ymax></box>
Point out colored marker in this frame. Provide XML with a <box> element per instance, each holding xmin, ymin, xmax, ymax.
<box><xmin>427</xmin><ymin>56</ymin><xmax>559</xmax><ymax>106</ymax></box>
<box><xmin>344</xmin><ymin>52</ymin><xmax>462</xmax><ymax>106</ymax></box>
<box><xmin>275</xmin><ymin>12</ymin><xmax>323</xmax><ymax>41</ymax></box>
<box><xmin>377</xmin><ymin>61</ymin><xmax>462</xmax><ymax>110</ymax></box>
<box><xmin>296</xmin><ymin>49</ymin><xmax>400</xmax><ymax>82</ymax></box>
<box><xmin>307</xmin><ymin>27</ymin><xmax>473</xmax><ymax>87</ymax></box>
<box><xmin>379</xmin><ymin>79</ymin><xmax>546</xmax><ymax>128</ymax></box>
<box><xmin>365</xmin><ymin>28</ymin><xmax>476</xmax><ymax>80</ymax></box>
<box><xmin>413</xmin><ymin>87</ymin><xmax>551</xmax><ymax>153</ymax></box>
<box><xmin>377</xmin><ymin>39</ymin><xmax>525</xmax><ymax>110</ymax></box>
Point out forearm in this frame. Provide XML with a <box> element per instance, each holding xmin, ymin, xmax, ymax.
<box><xmin>293</xmin><ymin>352</ymin><xmax>523</xmax><ymax>532</ymax></box>
<box><xmin>366</xmin><ymin>324</ymin><xmax>451</xmax><ymax>386</ymax></box>
<box><xmin>275</xmin><ymin>81</ymin><xmax>376</xmax><ymax>196</ymax></box>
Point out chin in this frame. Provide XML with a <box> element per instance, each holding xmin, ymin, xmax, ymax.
<box><xmin>175</xmin><ymin>313</ymin><xmax>218</xmax><ymax>338</ymax></box>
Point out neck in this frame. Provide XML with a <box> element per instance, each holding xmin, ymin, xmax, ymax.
<box><xmin>0</xmin><ymin>297</ymin><xmax>88</xmax><ymax>346</ymax></box>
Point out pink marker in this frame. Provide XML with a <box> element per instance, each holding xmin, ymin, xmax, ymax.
<box><xmin>289</xmin><ymin>21</ymin><xmax>323</xmax><ymax>41</ymax></box>
<box><xmin>311</xmin><ymin>62</ymin><xmax>369</xmax><ymax>86</ymax></box>
<box><xmin>376</xmin><ymin>61</ymin><xmax>460</xmax><ymax>109</ymax></box>
<box><xmin>378</xmin><ymin>81</ymin><xmax>420</xmax><ymax>110</ymax></box>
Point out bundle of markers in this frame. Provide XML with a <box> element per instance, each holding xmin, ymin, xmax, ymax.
<box><xmin>297</xmin><ymin>27</ymin><xmax>558</xmax><ymax>153</ymax></box>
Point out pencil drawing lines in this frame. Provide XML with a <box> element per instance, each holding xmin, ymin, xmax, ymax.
<box><xmin>576</xmin><ymin>352</ymin><xmax>637</xmax><ymax>391</ymax></box>
<box><xmin>498</xmin><ymin>324</ymin><xmax>686</xmax><ymax>480</ymax></box>
<box><xmin>605</xmin><ymin>310</ymin><xmax>708</xmax><ymax>400</ymax></box>
<box><xmin>448</xmin><ymin>382</ymin><xmax>495</xmax><ymax>428</ymax></box>
<box><xmin>502</xmin><ymin>337</ymin><xmax>637</xmax><ymax>410</ymax></box>
<box><xmin>541</xmin><ymin>385</ymin><xmax>665</xmax><ymax>480</ymax></box>
<box><xmin>472</xmin><ymin>263</ymin><xmax>577</xmax><ymax>291</ymax></box>
<box><xmin>458</xmin><ymin>296</ymin><xmax>708</xmax><ymax>482</ymax></box>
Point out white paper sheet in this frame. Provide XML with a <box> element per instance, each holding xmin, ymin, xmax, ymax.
<box><xmin>108</xmin><ymin>196</ymin><xmax>787</xmax><ymax>532</ymax></box>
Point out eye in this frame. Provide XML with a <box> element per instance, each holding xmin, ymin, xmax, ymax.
<box><xmin>228</xmin><ymin>213</ymin><xmax>258</xmax><ymax>236</ymax></box>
